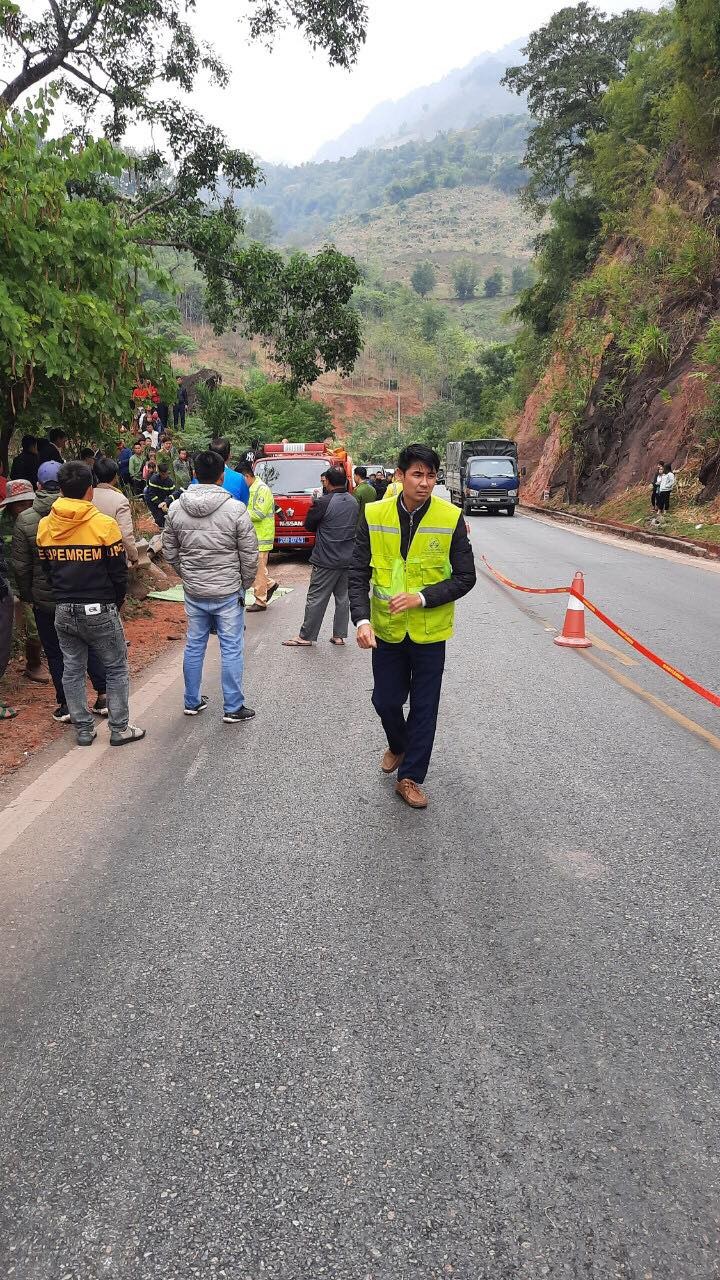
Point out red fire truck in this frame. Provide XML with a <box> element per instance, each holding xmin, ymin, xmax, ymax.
<box><xmin>254</xmin><ymin>442</ymin><xmax>354</xmax><ymax>551</ymax></box>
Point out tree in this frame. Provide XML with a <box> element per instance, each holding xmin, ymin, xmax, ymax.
<box><xmin>411</xmin><ymin>261</ymin><xmax>437</xmax><ymax>298</ymax></box>
<box><xmin>0</xmin><ymin>100</ymin><xmax>171</xmax><ymax>467</ymax></box>
<box><xmin>0</xmin><ymin>1</ymin><xmax>367</xmax><ymax>348</ymax></box>
<box><xmin>511</xmin><ymin>264</ymin><xmax>534</xmax><ymax>293</ymax></box>
<box><xmin>245</xmin><ymin>208</ymin><xmax>275</xmax><ymax>245</ymax></box>
<box><xmin>484</xmin><ymin>271</ymin><xmax>504</xmax><ymax>298</ymax></box>
<box><xmin>502</xmin><ymin>3</ymin><xmax>646</xmax><ymax>211</ymax></box>
<box><xmin>452</xmin><ymin>261</ymin><xmax>480</xmax><ymax>302</ymax></box>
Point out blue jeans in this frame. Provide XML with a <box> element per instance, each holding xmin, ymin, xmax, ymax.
<box><xmin>55</xmin><ymin>603</ymin><xmax>129</xmax><ymax>733</ymax></box>
<box><xmin>183</xmin><ymin>593</ymin><xmax>245</xmax><ymax>714</ymax></box>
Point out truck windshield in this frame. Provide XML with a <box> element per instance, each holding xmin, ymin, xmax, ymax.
<box><xmin>468</xmin><ymin>458</ymin><xmax>515</xmax><ymax>478</ymax></box>
<box><xmin>255</xmin><ymin>458</ymin><xmax>327</xmax><ymax>494</ymax></box>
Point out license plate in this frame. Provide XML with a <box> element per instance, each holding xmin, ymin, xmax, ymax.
<box><xmin>277</xmin><ymin>536</ymin><xmax>307</xmax><ymax>544</ymax></box>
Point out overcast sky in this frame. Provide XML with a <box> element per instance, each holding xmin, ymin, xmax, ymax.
<box><xmin>190</xmin><ymin>0</ymin><xmax>664</xmax><ymax>165</ymax></box>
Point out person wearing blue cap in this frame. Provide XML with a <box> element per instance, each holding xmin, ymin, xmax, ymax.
<box><xmin>11</xmin><ymin>461</ymin><xmax>108</xmax><ymax>723</ymax></box>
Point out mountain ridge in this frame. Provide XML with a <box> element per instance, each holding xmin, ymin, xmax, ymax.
<box><xmin>313</xmin><ymin>40</ymin><xmax>526</xmax><ymax>163</ymax></box>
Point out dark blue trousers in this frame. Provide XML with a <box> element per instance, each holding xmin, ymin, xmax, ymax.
<box><xmin>371</xmin><ymin>636</ymin><xmax>446</xmax><ymax>784</ymax></box>
<box><xmin>34</xmin><ymin>606</ymin><xmax>106</xmax><ymax>705</ymax></box>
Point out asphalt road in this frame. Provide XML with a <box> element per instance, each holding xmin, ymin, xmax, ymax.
<box><xmin>1</xmin><ymin>513</ymin><xmax>719</xmax><ymax>1279</ymax></box>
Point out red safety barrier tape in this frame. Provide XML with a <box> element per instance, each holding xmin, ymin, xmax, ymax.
<box><xmin>480</xmin><ymin>556</ymin><xmax>570</xmax><ymax>596</ymax></box>
<box><xmin>482</xmin><ymin>556</ymin><xmax>720</xmax><ymax>710</ymax></box>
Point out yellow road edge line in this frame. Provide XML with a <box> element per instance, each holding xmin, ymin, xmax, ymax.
<box><xmin>587</xmin><ymin>631</ymin><xmax>639</xmax><ymax>667</ymax></box>
<box><xmin>579</xmin><ymin>650</ymin><xmax>720</xmax><ymax>753</ymax></box>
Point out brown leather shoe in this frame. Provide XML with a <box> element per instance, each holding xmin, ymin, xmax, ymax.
<box><xmin>395</xmin><ymin>778</ymin><xmax>428</xmax><ymax>809</ymax></box>
<box><xmin>381</xmin><ymin>748</ymin><xmax>404</xmax><ymax>774</ymax></box>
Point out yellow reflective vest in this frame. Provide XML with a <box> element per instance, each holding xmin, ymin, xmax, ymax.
<box><xmin>366</xmin><ymin>493</ymin><xmax>460</xmax><ymax>643</ymax></box>
<box><xmin>384</xmin><ymin>480</ymin><xmax>402</xmax><ymax>497</ymax></box>
<box><xmin>247</xmin><ymin>478</ymin><xmax>275</xmax><ymax>552</ymax></box>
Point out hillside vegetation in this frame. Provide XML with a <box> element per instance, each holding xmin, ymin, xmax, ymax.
<box><xmin>236</xmin><ymin>115</ymin><xmax>529</xmax><ymax>246</ymax></box>
<box><xmin>502</xmin><ymin>0</ymin><xmax>720</xmax><ymax>516</ymax></box>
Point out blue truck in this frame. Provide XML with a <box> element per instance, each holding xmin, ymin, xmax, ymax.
<box><xmin>446</xmin><ymin>438</ymin><xmax>523</xmax><ymax>517</ymax></box>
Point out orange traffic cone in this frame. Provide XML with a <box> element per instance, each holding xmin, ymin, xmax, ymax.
<box><xmin>554</xmin><ymin>572</ymin><xmax>592</xmax><ymax>649</ymax></box>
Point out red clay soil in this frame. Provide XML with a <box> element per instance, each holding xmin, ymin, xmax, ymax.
<box><xmin>0</xmin><ymin>599</ymin><xmax>186</xmax><ymax>779</ymax></box>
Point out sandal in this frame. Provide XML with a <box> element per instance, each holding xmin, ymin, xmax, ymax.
<box><xmin>329</xmin><ymin>637</ymin><xmax>345</xmax><ymax>646</ymax></box>
<box><xmin>0</xmin><ymin>702</ymin><xmax>18</xmax><ymax>720</ymax></box>
<box><xmin>282</xmin><ymin>638</ymin><xmax>313</xmax><ymax>647</ymax></box>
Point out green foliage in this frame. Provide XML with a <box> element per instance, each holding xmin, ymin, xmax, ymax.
<box><xmin>511</xmin><ymin>264</ymin><xmax>534</xmax><ymax>293</ymax></box>
<box><xmin>357</xmin><ymin>280</ymin><xmax>477</xmax><ymax>395</ymax></box>
<box><xmin>0</xmin><ymin>98</ymin><xmax>172</xmax><ymax>465</ymax></box>
<box><xmin>142</xmin><ymin>300</ymin><xmax>198</xmax><ymax>356</ymax></box>
<box><xmin>502</xmin><ymin>2</ymin><xmax>646</xmax><ymax>211</ymax></box>
<box><xmin>671</xmin><ymin>0</ymin><xmax>720</xmax><ymax>152</ymax></box>
<box><xmin>244</xmin><ymin>208</ymin><xmax>275</xmax><ymax>245</ymax></box>
<box><xmin>626</xmin><ymin>324</ymin><xmax>669</xmax><ymax>374</ymax></box>
<box><xmin>0</xmin><ymin>1</ymin><xmax>366</xmax><ymax>364</ymax></box>
<box><xmin>452</xmin><ymin>261</ymin><xmax>480</xmax><ymax>302</ymax></box>
<box><xmin>514</xmin><ymin>194</ymin><xmax>602</xmax><ymax>336</ymax></box>
<box><xmin>411</xmin><ymin>261</ymin><xmax>437</xmax><ymax>298</ymax></box>
<box><xmin>195</xmin><ymin>376</ymin><xmax>332</xmax><ymax>456</ymax></box>
<box><xmin>589</xmin><ymin>10</ymin><xmax>677</xmax><ymax>215</ymax></box>
<box><xmin>483</xmin><ymin>271</ymin><xmax>504</xmax><ymax>298</ymax></box>
<box><xmin>666</xmin><ymin>224</ymin><xmax>718</xmax><ymax>297</ymax></box>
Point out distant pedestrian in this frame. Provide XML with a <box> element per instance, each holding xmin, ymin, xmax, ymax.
<box><xmin>371</xmin><ymin>470</ymin><xmax>389</xmax><ymax>499</ymax></box>
<box><xmin>283</xmin><ymin>465</ymin><xmax>358</xmax><ymax>648</ymax></box>
<box><xmin>36</xmin><ymin>461</ymin><xmax>144</xmax><ymax>747</ymax></box>
<box><xmin>128</xmin><ymin>440</ymin><xmax>146</xmax><ymax>495</ymax></box>
<box><xmin>650</xmin><ymin>462</ymin><xmax>664</xmax><ymax>512</ymax></box>
<box><xmin>162</xmin><ymin>449</ymin><xmax>258</xmax><ymax>722</ymax></box>
<box><xmin>349</xmin><ymin>443</ymin><xmax>476</xmax><ymax>810</ymax></box>
<box><xmin>353</xmin><ymin>466</ymin><xmax>378</xmax><ymax>514</ymax></box>
<box><xmin>173</xmin><ymin>377</ymin><xmax>189</xmax><ymax>430</ymax></box>
<box><xmin>239</xmin><ymin>457</ymin><xmax>279</xmax><ymax>612</ymax></box>
<box><xmin>10</xmin><ymin>435</ymin><xmax>40</xmax><ymax>489</ymax></box>
<box><xmin>0</xmin><ymin>513</ymin><xmax>16</xmax><ymax>719</ymax></box>
<box><xmin>656</xmin><ymin>462</ymin><xmax>676</xmax><ymax>515</ymax></box>
<box><xmin>384</xmin><ymin>468</ymin><xmax>403</xmax><ymax>499</ymax></box>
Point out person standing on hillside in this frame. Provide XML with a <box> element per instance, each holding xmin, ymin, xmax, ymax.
<box><xmin>162</xmin><ymin>449</ymin><xmax>258</xmax><ymax>722</ymax></box>
<box><xmin>239</xmin><ymin>457</ymin><xmax>279</xmax><ymax>613</ymax></box>
<box><xmin>349</xmin><ymin>443</ymin><xmax>476</xmax><ymax>810</ymax></box>
<box><xmin>283</xmin><ymin>465</ymin><xmax>358</xmax><ymax>648</ymax></box>
<box><xmin>656</xmin><ymin>462</ymin><xmax>676</xmax><ymax>516</ymax></box>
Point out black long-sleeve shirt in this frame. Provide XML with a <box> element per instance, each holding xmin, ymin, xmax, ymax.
<box><xmin>349</xmin><ymin>495</ymin><xmax>476</xmax><ymax>624</ymax></box>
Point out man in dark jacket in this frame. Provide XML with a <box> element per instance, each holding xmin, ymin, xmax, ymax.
<box><xmin>36</xmin><ymin>461</ymin><xmax>144</xmax><ymax>747</ymax></box>
<box><xmin>10</xmin><ymin>435</ymin><xmax>40</xmax><ymax>488</ymax></box>
<box><xmin>11</xmin><ymin>460</ymin><xmax>108</xmax><ymax>722</ymax></box>
<box><xmin>283</xmin><ymin>465</ymin><xmax>359</xmax><ymax>648</ymax></box>
<box><xmin>349</xmin><ymin>442</ymin><xmax>476</xmax><ymax>810</ymax></box>
<box><xmin>37</xmin><ymin>428</ymin><xmax>68</xmax><ymax>468</ymax></box>
<box><xmin>145</xmin><ymin>456</ymin><xmax>179</xmax><ymax>527</ymax></box>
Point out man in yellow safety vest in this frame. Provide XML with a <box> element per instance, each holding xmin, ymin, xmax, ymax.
<box><xmin>349</xmin><ymin>443</ymin><xmax>476</xmax><ymax>809</ymax></box>
<box><xmin>240</xmin><ymin>458</ymin><xmax>279</xmax><ymax>612</ymax></box>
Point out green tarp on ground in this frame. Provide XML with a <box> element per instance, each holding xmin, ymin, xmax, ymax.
<box><xmin>147</xmin><ymin>584</ymin><xmax>293</xmax><ymax>604</ymax></box>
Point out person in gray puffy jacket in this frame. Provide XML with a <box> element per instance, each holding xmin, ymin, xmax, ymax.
<box><xmin>162</xmin><ymin>449</ymin><xmax>259</xmax><ymax>722</ymax></box>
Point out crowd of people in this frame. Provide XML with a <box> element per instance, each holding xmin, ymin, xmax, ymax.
<box><xmin>0</xmin><ymin>414</ymin><xmax>272</xmax><ymax>730</ymax></box>
<box><xmin>0</xmin><ymin>421</ymin><xmax>479</xmax><ymax>808</ymax></box>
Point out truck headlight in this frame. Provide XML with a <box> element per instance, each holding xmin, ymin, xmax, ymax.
<box><xmin>508</xmin><ymin>489</ymin><xmax>518</xmax><ymax>498</ymax></box>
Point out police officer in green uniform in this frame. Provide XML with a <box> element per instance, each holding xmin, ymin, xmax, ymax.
<box><xmin>349</xmin><ymin>443</ymin><xmax>476</xmax><ymax>809</ymax></box>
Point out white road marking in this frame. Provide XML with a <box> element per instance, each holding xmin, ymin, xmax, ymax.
<box><xmin>0</xmin><ymin>660</ymin><xmax>182</xmax><ymax>857</ymax></box>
